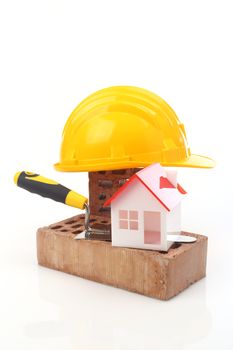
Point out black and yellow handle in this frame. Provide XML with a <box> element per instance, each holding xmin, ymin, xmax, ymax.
<box><xmin>14</xmin><ymin>171</ymin><xmax>88</xmax><ymax>210</ymax></box>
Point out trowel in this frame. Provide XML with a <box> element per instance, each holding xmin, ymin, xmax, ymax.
<box><xmin>14</xmin><ymin>171</ymin><xmax>196</xmax><ymax>243</ymax></box>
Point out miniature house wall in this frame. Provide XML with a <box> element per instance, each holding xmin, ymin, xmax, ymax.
<box><xmin>105</xmin><ymin>163</ymin><xmax>185</xmax><ymax>252</ymax></box>
<box><xmin>111</xmin><ymin>178</ymin><xmax>181</xmax><ymax>251</ymax></box>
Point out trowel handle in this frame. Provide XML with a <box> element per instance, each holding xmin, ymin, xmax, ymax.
<box><xmin>14</xmin><ymin>171</ymin><xmax>88</xmax><ymax>210</ymax></box>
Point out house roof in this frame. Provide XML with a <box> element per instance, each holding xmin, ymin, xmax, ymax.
<box><xmin>104</xmin><ymin>163</ymin><xmax>186</xmax><ymax>211</ymax></box>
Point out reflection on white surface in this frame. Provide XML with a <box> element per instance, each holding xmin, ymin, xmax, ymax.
<box><xmin>24</xmin><ymin>321</ymin><xmax>69</xmax><ymax>339</ymax></box>
<box><xmin>20</xmin><ymin>266</ymin><xmax>211</xmax><ymax>350</ymax></box>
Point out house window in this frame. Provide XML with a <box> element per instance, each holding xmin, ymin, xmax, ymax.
<box><xmin>119</xmin><ymin>210</ymin><xmax>138</xmax><ymax>230</ymax></box>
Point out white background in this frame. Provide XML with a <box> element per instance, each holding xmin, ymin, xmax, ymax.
<box><xmin>0</xmin><ymin>1</ymin><xmax>233</xmax><ymax>349</ymax></box>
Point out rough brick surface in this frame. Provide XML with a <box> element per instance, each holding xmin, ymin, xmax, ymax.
<box><xmin>88</xmin><ymin>169</ymin><xmax>140</xmax><ymax>218</ymax></box>
<box><xmin>37</xmin><ymin>214</ymin><xmax>207</xmax><ymax>300</ymax></box>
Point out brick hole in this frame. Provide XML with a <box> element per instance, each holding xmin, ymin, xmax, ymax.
<box><xmin>72</xmin><ymin>224</ymin><xmax>82</xmax><ymax>229</ymax></box>
<box><xmin>60</xmin><ymin>229</ymin><xmax>68</xmax><ymax>232</ymax></box>
<box><xmin>51</xmin><ymin>225</ymin><xmax>62</xmax><ymax>230</ymax></box>
<box><xmin>99</xmin><ymin>207</ymin><xmax>111</xmax><ymax>212</ymax></box>
<box><xmin>72</xmin><ymin>230</ymin><xmax>83</xmax><ymax>234</ymax></box>
<box><xmin>98</xmin><ymin>180</ymin><xmax>113</xmax><ymax>188</ymax></box>
<box><xmin>89</xmin><ymin>218</ymin><xmax>97</xmax><ymax>222</ymax></box>
<box><xmin>98</xmin><ymin>193</ymin><xmax>106</xmax><ymax>200</ymax></box>
<box><xmin>112</xmin><ymin>169</ymin><xmax>126</xmax><ymax>175</ymax></box>
<box><xmin>171</xmin><ymin>243</ymin><xmax>182</xmax><ymax>249</ymax></box>
<box><xmin>65</xmin><ymin>220</ymin><xmax>76</xmax><ymax>225</ymax></box>
<box><xmin>101</xmin><ymin>220</ymin><xmax>108</xmax><ymax>223</ymax></box>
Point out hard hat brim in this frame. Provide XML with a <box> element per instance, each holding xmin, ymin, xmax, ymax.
<box><xmin>167</xmin><ymin>154</ymin><xmax>216</xmax><ymax>169</ymax></box>
<box><xmin>54</xmin><ymin>154</ymin><xmax>215</xmax><ymax>172</ymax></box>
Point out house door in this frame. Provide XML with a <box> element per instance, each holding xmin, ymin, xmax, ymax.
<box><xmin>144</xmin><ymin>211</ymin><xmax>161</xmax><ymax>244</ymax></box>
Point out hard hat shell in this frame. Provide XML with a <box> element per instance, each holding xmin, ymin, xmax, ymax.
<box><xmin>54</xmin><ymin>86</ymin><xmax>215</xmax><ymax>172</ymax></box>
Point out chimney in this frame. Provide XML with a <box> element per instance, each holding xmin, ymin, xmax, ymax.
<box><xmin>166</xmin><ymin>170</ymin><xmax>177</xmax><ymax>187</ymax></box>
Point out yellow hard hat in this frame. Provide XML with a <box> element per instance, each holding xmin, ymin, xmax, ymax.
<box><xmin>54</xmin><ymin>86</ymin><xmax>215</xmax><ymax>172</ymax></box>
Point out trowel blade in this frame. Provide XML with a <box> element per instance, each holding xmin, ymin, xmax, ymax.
<box><xmin>167</xmin><ymin>234</ymin><xmax>197</xmax><ymax>243</ymax></box>
<box><xmin>74</xmin><ymin>229</ymin><xmax>111</xmax><ymax>241</ymax></box>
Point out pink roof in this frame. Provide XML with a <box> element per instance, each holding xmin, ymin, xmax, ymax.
<box><xmin>104</xmin><ymin>163</ymin><xmax>186</xmax><ymax>211</ymax></box>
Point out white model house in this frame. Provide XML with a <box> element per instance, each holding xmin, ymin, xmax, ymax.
<box><xmin>104</xmin><ymin>163</ymin><xmax>186</xmax><ymax>251</ymax></box>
